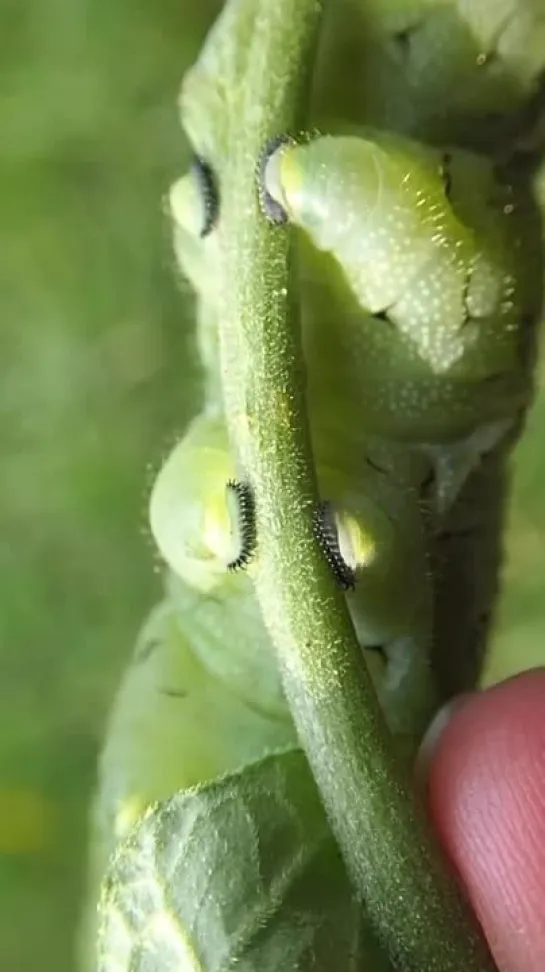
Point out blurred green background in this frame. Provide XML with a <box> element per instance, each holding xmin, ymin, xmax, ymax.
<box><xmin>1</xmin><ymin>3</ymin><xmax>544</xmax><ymax>971</ymax></box>
<box><xmin>0</xmin><ymin>2</ymin><xmax>218</xmax><ymax>968</ymax></box>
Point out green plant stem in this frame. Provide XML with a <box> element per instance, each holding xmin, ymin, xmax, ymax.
<box><xmin>216</xmin><ymin>1</ymin><xmax>496</xmax><ymax>969</ymax></box>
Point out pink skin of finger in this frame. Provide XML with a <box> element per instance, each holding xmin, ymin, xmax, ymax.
<box><xmin>423</xmin><ymin>669</ymin><xmax>545</xmax><ymax>972</ymax></box>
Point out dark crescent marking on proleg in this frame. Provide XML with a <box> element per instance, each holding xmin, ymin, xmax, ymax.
<box><xmin>257</xmin><ymin>133</ymin><xmax>296</xmax><ymax>225</ymax></box>
<box><xmin>226</xmin><ymin>480</ymin><xmax>257</xmax><ymax>571</ymax></box>
<box><xmin>192</xmin><ymin>155</ymin><xmax>219</xmax><ymax>237</ymax></box>
<box><xmin>314</xmin><ymin>500</ymin><xmax>356</xmax><ymax>592</ymax></box>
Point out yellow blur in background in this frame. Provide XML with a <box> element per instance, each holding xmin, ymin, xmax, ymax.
<box><xmin>0</xmin><ymin>788</ymin><xmax>56</xmax><ymax>856</ymax></box>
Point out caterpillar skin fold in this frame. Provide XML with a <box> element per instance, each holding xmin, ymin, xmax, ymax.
<box><xmin>313</xmin><ymin>1</ymin><xmax>545</xmax><ymax>151</ymax></box>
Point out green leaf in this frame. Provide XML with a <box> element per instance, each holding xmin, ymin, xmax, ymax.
<box><xmin>97</xmin><ymin>749</ymin><xmax>391</xmax><ymax>972</ymax></box>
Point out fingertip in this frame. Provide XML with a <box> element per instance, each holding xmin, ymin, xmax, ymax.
<box><xmin>425</xmin><ymin>669</ymin><xmax>545</xmax><ymax>972</ymax></box>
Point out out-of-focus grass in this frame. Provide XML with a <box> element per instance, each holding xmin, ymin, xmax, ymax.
<box><xmin>485</xmin><ymin>364</ymin><xmax>545</xmax><ymax>685</ymax></box>
<box><xmin>0</xmin><ymin>3</ymin><xmax>544</xmax><ymax>971</ymax></box>
<box><xmin>0</xmin><ymin>2</ymin><xmax>219</xmax><ymax>970</ymax></box>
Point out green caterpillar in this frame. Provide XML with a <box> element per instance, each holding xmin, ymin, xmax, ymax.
<box><xmin>88</xmin><ymin>2</ymin><xmax>545</xmax><ymax>968</ymax></box>
<box><xmin>172</xmin><ymin>128</ymin><xmax>541</xmax><ymax>510</ymax></box>
<box><xmin>315</xmin><ymin>0</ymin><xmax>545</xmax><ymax>150</ymax></box>
<box><xmin>95</xmin><ymin>0</ymin><xmax>544</xmax><ymax>855</ymax></box>
<box><xmin>266</xmin><ymin>132</ymin><xmax>541</xmax><ymax>502</ymax></box>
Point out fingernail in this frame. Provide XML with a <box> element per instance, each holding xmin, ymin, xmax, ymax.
<box><xmin>415</xmin><ymin>693</ymin><xmax>474</xmax><ymax>786</ymax></box>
